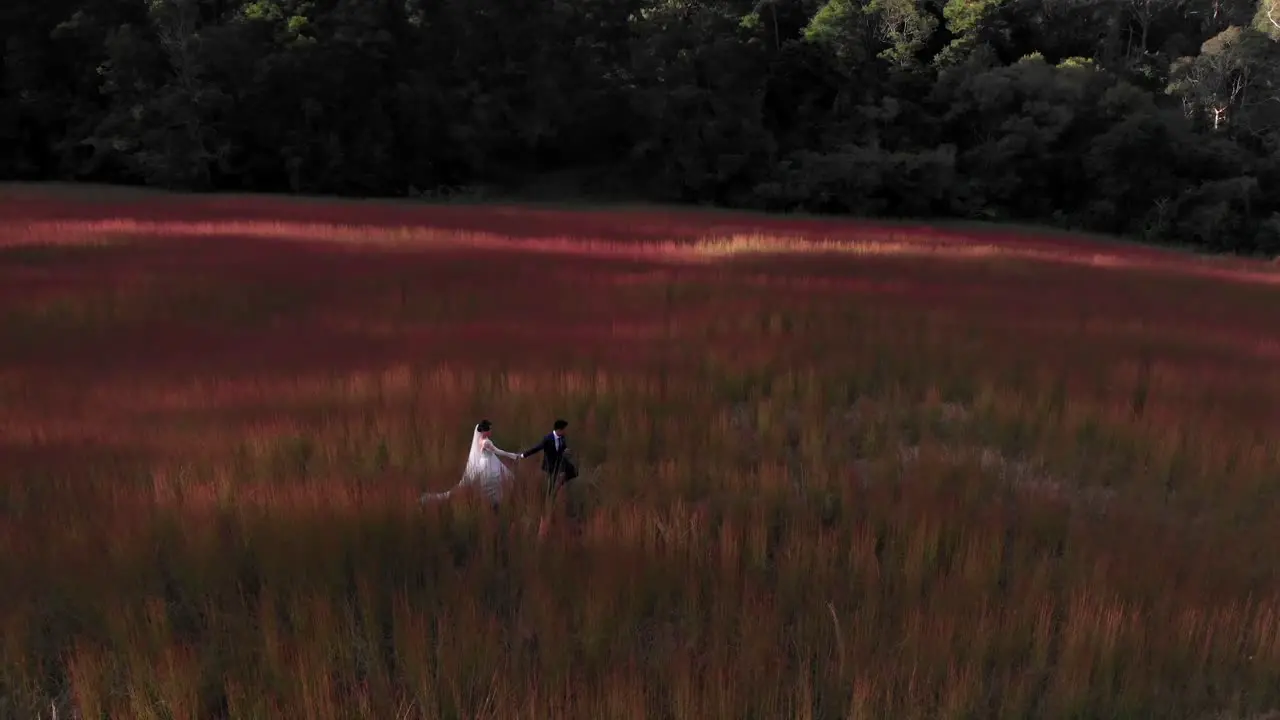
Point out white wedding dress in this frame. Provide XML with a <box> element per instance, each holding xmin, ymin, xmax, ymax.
<box><xmin>420</xmin><ymin>426</ymin><xmax>522</xmax><ymax>505</ymax></box>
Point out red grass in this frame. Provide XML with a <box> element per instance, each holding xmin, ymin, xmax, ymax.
<box><xmin>1</xmin><ymin>186</ymin><xmax>1278</xmax><ymax>718</ymax></box>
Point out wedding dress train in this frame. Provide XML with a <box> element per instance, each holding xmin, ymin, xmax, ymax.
<box><xmin>420</xmin><ymin>425</ymin><xmax>522</xmax><ymax>506</ymax></box>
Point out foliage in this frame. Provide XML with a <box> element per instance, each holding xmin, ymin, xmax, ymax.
<box><xmin>3</xmin><ymin>0</ymin><xmax>1280</xmax><ymax>253</ymax></box>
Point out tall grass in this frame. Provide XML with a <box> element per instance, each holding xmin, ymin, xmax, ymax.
<box><xmin>1</xmin><ymin>198</ymin><xmax>1278</xmax><ymax>719</ymax></box>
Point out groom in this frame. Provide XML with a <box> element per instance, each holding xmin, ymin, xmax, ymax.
<box><xmin>520</xmin><ymin>418</ymin><xmax>578</xmax><ymax>498</ymax></box>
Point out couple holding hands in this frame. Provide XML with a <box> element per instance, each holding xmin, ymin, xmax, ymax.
<box><xmin>420</xmin><ymin>418</ymin><xmax>578</xmax><ymax>511</ymax></box>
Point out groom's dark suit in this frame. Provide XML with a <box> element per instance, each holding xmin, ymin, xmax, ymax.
<box><xmin>522</xmin><ymin>431</ymin><xmax>578</xmax><ymax>489</ymax></box>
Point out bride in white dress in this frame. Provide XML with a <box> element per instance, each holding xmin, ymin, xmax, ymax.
<box><xmin>420</xmin><ymin>419</ymin><xmax>522</xmax><ymax>508</ymax></box>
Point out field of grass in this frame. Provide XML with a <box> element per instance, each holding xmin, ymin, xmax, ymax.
<box><xmin>2</xmin><ymin>185</ymin><xmax>1279</xmax><ymax>719</ymax></box>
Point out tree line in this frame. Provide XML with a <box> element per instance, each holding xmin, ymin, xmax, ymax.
<box><xmin>4</xmin><ymin>0</ymin><xmax>1280</xmax><ymax>254</ymax></box>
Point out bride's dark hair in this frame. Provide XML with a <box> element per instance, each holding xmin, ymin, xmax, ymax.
<box><xmin>476</xmin><ymin>419</ymin><xmax>492</xmax><ymax>433</ymax></box>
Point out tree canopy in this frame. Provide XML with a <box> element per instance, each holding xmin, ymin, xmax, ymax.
<box><xmin>4</xmin><ymin>0</ymin><xmax>1280</xmax><ymax>254</ymax></box>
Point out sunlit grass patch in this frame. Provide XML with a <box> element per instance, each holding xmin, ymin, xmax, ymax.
<box><xmin>7</xmin><ymin>217</ymin><xmax>1280</xmax><ymax>288</ymax></box>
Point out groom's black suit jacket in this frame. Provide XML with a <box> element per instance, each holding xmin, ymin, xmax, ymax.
<box><xmin>522</xmin><ymin>432</ymin><xmax>576</xmax><ymax>479</ymax></box>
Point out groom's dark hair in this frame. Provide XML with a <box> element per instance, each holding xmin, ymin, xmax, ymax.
<box><xmin>553</xmin><ymin>419</ymin><xmax>568</xmax><ymax>430</ymax></box>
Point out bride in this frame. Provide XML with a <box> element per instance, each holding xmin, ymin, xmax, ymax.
<box><xmin>420</xmin><ymin>419</ymin><xmax>523</xmax><ymax>508</ymax></box>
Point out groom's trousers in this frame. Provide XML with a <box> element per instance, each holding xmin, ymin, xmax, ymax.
<box><xmin>542</xmin><ymin>457</ymin><xmax>578</xmax><ymax>503</ymax></box>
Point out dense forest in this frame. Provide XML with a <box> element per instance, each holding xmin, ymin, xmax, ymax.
<box><xmin>4</xmin><ymin>0</ymin><xmax>1280</xmax><ymax>254</ymax></box>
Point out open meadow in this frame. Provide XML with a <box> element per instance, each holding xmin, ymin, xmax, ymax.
<box><xmin>2</xmin><ymin>185</ymin><xmax>1280</xmax><ymax>719</ymax></box>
